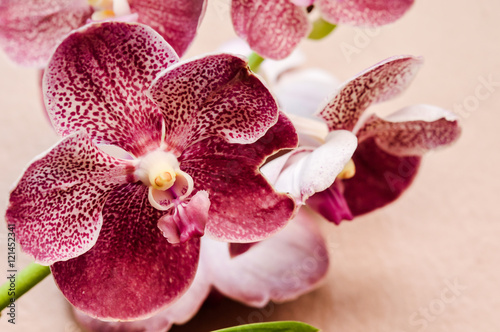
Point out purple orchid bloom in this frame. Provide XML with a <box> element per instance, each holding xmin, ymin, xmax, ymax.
<box><xmin>0</xmin><ymin>0</ymin><xmax>207</xmax><ymax>67</ymax></box>
<box><xmin>5</xmin><ymin>21</ymin><xmax>298</xmax><ymax>320</ymax></box>
<box><xmin>264</xmin><ymin>55</ymin><xmax>462</xmax><ymax>224</ymax></box>
<box><xmin>231</xmin><ymin>0</ymin><xmax>414</xmax><ymax>59</ymax></box>
<box><xmin>64</xmin><ymin>107</ymin><xmax>357</xmax><ymax>331</ymax></box>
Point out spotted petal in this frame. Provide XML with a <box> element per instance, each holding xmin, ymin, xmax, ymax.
<box><xmin>231</xmin><ymin>0</ymin><xmax>311</xmax><ymax>60</ymax></box>
<box><xmin>205</xmin><ymin>207</ymin><xmax>329</xmax><ymax>307</ymax></box>
<box><xmin>5</xmin><ymin>131</ymin><xmax>134</xmax><ymax>265</ymax></box>
<box><xmin>316</xmin><ymin>55</ymin><xmax>423</xmax><ymax>132</ymax></box>
<box><xmin>318</xmin><ymin>0</ymin><xmax>415</xmax><ymax>26</ymax></box>
<box><xmin>355</xmin><ymin>104</ymin><xmax>462</xmax><ymax>156</ymax></box>
<box><xmin>149</xmin><ymin>53</ymin><xmax>281</xmax><ymax>151</ymax></box>
<box><xmin>341</xmin><ymin>105</ymin><xmax>461</xmax><ymax>216</ymax></box>
<box><xmin>129</xmin><ymin>0</ymin><xmax>207</xmax><ymax>57</ymax></box>
<box><xmin>180</xmin><ymin>113</ymin><xmax>298</xmax><ymax>242</ymax></box>
<box><xmin>72</xmin><ymin>233</ymin><xmax>211</xmax><ymax>331</ymax></box>
<box><xmin>51</xmin><ymin>184</ymin><xmax>200</xmax><ymax>320</ymax></box>
<box><xmin>44</xmin><ymin>22</ymin><xmax>179</xmax><ymax>157</ymax></box>
<box><xmin>0</xmin><ymin>0</ymin><xmax>93</xmax><ymax>67</ymax></box>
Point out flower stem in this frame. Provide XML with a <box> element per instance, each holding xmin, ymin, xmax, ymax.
<box><xmin>0</xmin><ymin>263</ymin><xmax>51</xmax><ymax>312</ymax></box>
<box><xmin>248</xmin><ymin>52</ymin><xmax>265</xmax><ymax>73</ymax></box>
<box><xmin>308</xmin><ymin>17</ymin><xmax>337</xmax><ymax>40</ymax></box>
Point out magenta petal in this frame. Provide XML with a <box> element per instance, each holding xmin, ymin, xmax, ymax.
<box><xmin>343</xmin><ymin>137</ymin><xmax>421</xmax><ymax>216</ymax></box>
<box><xmin>180</xmin><ymin>113</ymin><xmax>298</xmax><ymax>242</ymax></box>
<box><xmin>318</xmin><ymin>0</ymin><xmax>415</xmax><ymax>26</ymax></box>
<box><xmin>150</xmin><ymin>54</ymin><xmax>282</xmax><ymax>151</ymax></box>
<box><xmin>51</xmin><ymin>184</ymin><xmax>200</xmax><ymax>320</ymax></box>
<box><xmin>129</xmin><ymin>0</ymin><xmax>206</xmax><ymax>57</ymax></box>
<box><xmin>306</xmin><ymin>180</ymin><xmax>353</xmax><ymax>224</ymax></box>
<box><xmin>205</xmin><ymin>207</ymin><xmax>329</xmax><ymax>306</ymax></box>
<box><xmin>356</xmin><ymin>105</ymin><xmax>462</xmax><ymax>156</ymax></box>
<box><xmin>44</xmin><ymin>22</ymin><xmax>179</xmax><ymax>157</ymax></box>
<box><xmin>5</xmin><ymin>131</ymin><xmax>134</xmax><ymax>265</ymax></box>
<box><xmin>231</xmin><ymin>0</ymin><xmax>310</xmax><ymax>60</ymax></box>
<box><xmin>73</xmin><ymin>255</ymin><xmax>211</xmax><ymax>331</ymax></box>
<box><xmin>0</xmin><ymin>1</ymin><xmax>93</xmax><ymax>67</ymax></box>
<box><xmin>316</xmin><ymin>55</ymin><xmax>423</xmax><ymax>132</ymax></box>
<box><xmin>157</xmin><ymin>190</ymin><xmax>210</xmax><ymax>243</ymax></box>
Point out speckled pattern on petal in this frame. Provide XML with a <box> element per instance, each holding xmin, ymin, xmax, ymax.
<box><xmin>356</xmin><ymin>107</ymin><xmax>462</xmax><ymax>156</ymax></box>
<box><xmin>44</xmin><ymin>22</ymin><xmax>179</xmax><ymax>157</ymax></box>
<box><xmin>51</xmin><ymin>184</ymin><xmax>200</xmax><ymax>320</ymax></box>
<box><xmin>129</xmin><ymin>0</ymin><xmax>206</xmax><ymax>57</ymax></box>
<box><xmin>317</xmin><ymin>55</ymin><xmax>423</xmax><ymax>132</ymax></box>
<box><xmin>180</xmin><ymin>113</ymin><xmax>298</xmax><ymax>242</ymax></box>
<box><xmin>72</xmin><ymin>235</ymin><xmax>212</xmax><ymax>331</ymax></box>
<box><xmin>0</xmin><ymin>0</ymin><xmax>93</xmax><ymax>67</ymax></box>
<box><xmin>231</xmin><ymin>0</ymin><xmax>310</xmax><ymax>60</ymax></box>
<box><xmin>5</xmin><ymin>131</ymin><xmax>134</xmax><ymax>265</ymax></box>
<box><xmin>150</xmin><ymin>54</ymin><xmax>281</xmax><ymax>152</ymax></box>
<box><xmin>343</xmin><ymin>137</ymin><xmax>421</xmax><ymax>216</ymax></box>
<box><xmin>318</xmin><ymin>0</ymin><xmax>414</xmax><ymax>26</ymax></box>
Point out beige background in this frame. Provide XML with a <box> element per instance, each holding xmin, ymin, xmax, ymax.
<box><xmin>1</xmin><ymin>0</ymin><xmax>499</xmax><ymax>331</ymax></box>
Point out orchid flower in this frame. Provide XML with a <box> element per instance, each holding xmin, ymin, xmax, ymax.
<box><xmin>263</xmin><ymin>55</ymin><xmax>462</xmax><ymax>224</ymax></box>
<box><xmin>0</xmin><ymin>0</ymin><xmax>207</xmax><ymax>67</ymax></box>
<box><xmin>66</xmin><ymin>110</ymin><xmax>356</xmax><ymax>331</ymax></box>
<box><xmin>5</xmin><ymin>21</ymin><xmax>298</xmax><ymax>320</ymax></box>
<box><xmin>231</xmin><ymin>0</ymin><xmax>415</xmax><ymax>59</ymax></box>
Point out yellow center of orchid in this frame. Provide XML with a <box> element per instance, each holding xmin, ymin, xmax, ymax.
<box><xmin>88</xmin><ymin>0</ymin><xmax>113</xmax><ymax>7</ymax></box>
<box><xmin>135</xmin><ymin>150</ymin><xmax>195</xmax><ymax>211</ymax></box>
<box><xmin>88</xmin><ymin>0</ymin><xmax>131</xmax><ymax>20</ymax></box>
<box><xmin>136</xmin><ymin>151</ymin><xmax>179</xmax><ymax>190</ymax></box>
<box><xmin>88</xmin><ymin>0</ymin><xmax>115</xmax><ymax>20</ymax></box>
<box><xmin>337</xmin><ymin>159</ymin><xmax>356</xmax><ymax>180</ymax></box>
<box><xmin>91</xmin><ymin>9</ymin><xmax>116</xmax><ymax>20</ymax></box>
<box><xmin>152</xmin><ymin>170</ymin><xmax>176</xmax><ymax>190</ymax></box>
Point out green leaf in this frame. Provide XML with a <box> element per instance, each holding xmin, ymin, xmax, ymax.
<box><xmin>308</xmin><ymin>18</ymin><xmax>337</xmax><ymax>40</ymax></box>
<box><xmin>212</xmin><ymin>321</ymin><xmax>320</xmax><ymax>332</ymax></box>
